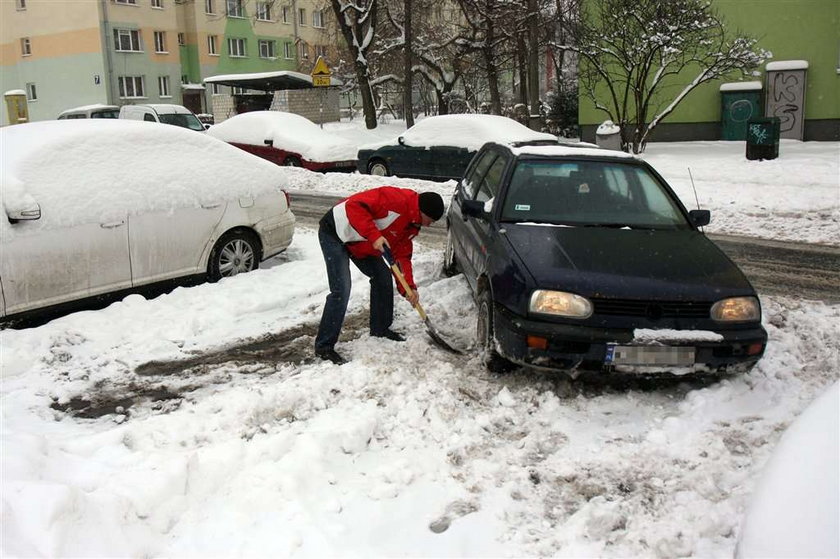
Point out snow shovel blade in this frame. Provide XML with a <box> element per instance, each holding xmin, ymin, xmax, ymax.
<box><xmin>381</xmin><ymin>246</ymin><xmax>464</xmax><ymax>354</ymax></box>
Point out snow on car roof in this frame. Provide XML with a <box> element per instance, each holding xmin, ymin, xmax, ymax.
<box><xmin>0</xmin><ymin>119</ymin><xmax>288</xmax><ymax>233</ymax></box>
<box><xmin>396</xmin><ymin>114</ymin><xmax>558</xmax><ymax>151</ymax></box>
<box><xmin>206</xmin><ymin>111</ymin><xmax>357</xmax><ymax>163</ymax></box>
<box><xmin>509</xmin><ymin>143</ymin><xmax>638</xmax><ymax>159</ymax></box>
<box><xmin>58</xmin><ymin>103</ymin><xmax>119</xmax><ymax>114</ymax></box>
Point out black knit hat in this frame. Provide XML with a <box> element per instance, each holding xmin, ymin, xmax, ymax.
<box><xmin>418</xmin><ymin>192</ymin><xmax>445</xmax><ymax>221</ymax></box>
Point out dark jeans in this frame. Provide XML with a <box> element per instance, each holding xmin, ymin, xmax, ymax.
<box><xmin>315</xmin><ymin>227</ymin><xmax>394</xmax><ymax>351</ymax></box>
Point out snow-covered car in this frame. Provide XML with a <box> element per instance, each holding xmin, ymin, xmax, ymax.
<box><xmin>206</xmin><ymin>111</ymin><xmax>357</xmax><ymax>172</ymax></box>
<box><xmin>0</xmin><ymin>120</ymin><xmax>295</xmax><ymax>320</ymax></box>
<box><xmin>736</xmin><ymin>381</ymin><xmax>839</xmax><ymax>558</ymax></box>
<box><xmin>57</xmin><ymin>104</ymin><xmax>120</xmax><ymax>119</ymax></box>
<box><xmin>443</xmin><ymin>141</ymin><xmax>768</xmax><ymax>376</ymax></box>
<box><xmin>356</xmin><ymin>114</ymin><xmax>558</xmax><ymax>181</ymax></box>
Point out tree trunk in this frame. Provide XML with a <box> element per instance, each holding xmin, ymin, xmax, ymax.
<box><xmin>356</xmin><ymin>64</ymin><xmax>377</xmax><ymax>129</ymax></box>
<box><xmin>436</xmin><ymin>88</ymin><xmax>449</xmax><ymax>115</ymax></box>
<box><xmin>527</xmin><ymin>0</ymin><xmax>542</xmax><ymax>130</ymax></box>
<box><xmin>517</xmin><ymin>36</ymin><xmax>528</xmax><ymax>105</ymax></box>
<box><xmin>403</xmin><ymin>0</ymin><xmax>414</xmax><ymax>127</ymax></box>
<box><xmin>483</xmin><ymin>18</ymin><xmax>502</xmax><ymax>114</ymax></box>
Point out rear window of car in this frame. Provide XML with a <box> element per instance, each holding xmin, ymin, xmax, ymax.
<box><xmin>500</xmin><ymin>160</ymin><xmax>690</xmax><ymax>230</ymax></box>
<box><xmin>159</xmin><ymin>113</ymin><xmax>205</xmax><ymax>132</ymax></box>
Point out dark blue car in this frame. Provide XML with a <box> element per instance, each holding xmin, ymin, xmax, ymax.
<box><xmin>444</xmin><ymin>142</ymin><xmax>767</xmax><ymax>376</ymax></box>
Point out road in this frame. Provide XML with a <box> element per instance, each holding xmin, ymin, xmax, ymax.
<box><xmin>290</xmin><ymin>191</ymin><xmax>840</xmax><ymax>303</ymax></box>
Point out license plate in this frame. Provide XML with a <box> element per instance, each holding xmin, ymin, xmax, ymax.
<box><xmin>605</xmin><ymin>345</ymin><xmax>695</xmax><ymax>366</ymax></box>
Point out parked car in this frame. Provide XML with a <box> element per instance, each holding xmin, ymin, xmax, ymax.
<box><xmin>119</xmin><ymin>103</ymin><xmax>205</xmax><ymax>132</ymax></box>
<box><xmin>736</xmin><ymin>381</ymin><xmax>838</xmax><ymax>559</ymax></box>
<box><xmin>443</xmin><ymin>141</ymin><xmax>767</xmax><ymax>376</ymax></box>
<box><xmin>57</xmin><ymin>104</ymin><xmax>120</xmax><ymax>119</ymax></box>
<box><xmin>0</xmin><ymin>120</ymin><xmax>295</xmax><ymax>320</ymax></box>
<box><xmin>357</xmin><ymin>114</ymin><xmax>558</xmax><ymax>181</ymax></box>
<box><xmin>206</xmin><ymin>111</ymin><xmax>357</xmax><ymax>172</ymax></box>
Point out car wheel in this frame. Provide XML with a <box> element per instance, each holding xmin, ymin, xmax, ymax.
<box><xmin>208</xmin><ymin>230</ymin><xmax>261</xmax><ymax>281</ymax></box>
<box><xmin>442</xmin><ymin>230</ymin><xmax>460</xmax><ymax>277</ymax></box>
<box><xmin>368</xmin><ymin>160</ymin><xmax>389</xmax><ymax>176</ymax></box>
<box><xmin>477</xmin><ymin>290</ymin><xmax>516</xmax><ymax>373</ymax></box>
<box><xmin>284</xmin><ymin>156</ymin><xmax>302</xmax><ymax>167</ymax></box>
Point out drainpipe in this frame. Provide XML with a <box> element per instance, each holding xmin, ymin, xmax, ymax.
<box><xmin>100</xmin><ymin>0</ymin><xmax>116</xmax><ymax>104</ymax></box>
<box><xmin>292</xmin><ymin>0</ymin><xmax>300</xmax><ymax>69</ymax></box>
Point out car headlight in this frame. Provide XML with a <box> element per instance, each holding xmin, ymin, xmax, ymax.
<box><xmin>711</xmin><ymin>296</ymin><xmax>761</xmax><ymax>322</ymax></box>
<box><xmin>529</xmin><ymin>290</ymin><xmax>593</xmax><ymax>318</ymax></box>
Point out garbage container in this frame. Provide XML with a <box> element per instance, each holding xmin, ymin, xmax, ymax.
<box><xmin>595</xmin><ymin>120</ymin><xmax>622</xmax><ymax>151</ymax></box>
<box><xmin>746</xmin><ymin>117</ymin><xmax>780</xmax><ymax>160</ymax></box>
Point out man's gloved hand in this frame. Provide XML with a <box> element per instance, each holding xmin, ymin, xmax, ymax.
<box><xmin>405</xmin><ymin>289</ymin><xmax>419</xmax><ymax>307</ymax></box>
<box><xmin>373</xmin><ymin>237</ymin><xmax>391</xmax><ymax>253</ymax></box>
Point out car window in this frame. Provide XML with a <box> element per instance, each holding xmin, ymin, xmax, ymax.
<box><xmin>159</xmin><ymin>113</ymin><xmax>206</xmax><ymax>132</ymax></box>
<box><xmin>144</xmin><ymin>113</ymin><xmax>156</xmax><ymax>122</ymax></box>
<box><xmin>463</xmin><ymin>152</ymin><xmax>497</xmax><ymax>199</ymax></box>
<box><xmin>476</xmin><ymin>155</ymin><xmax>507</xmax><ymax>203</ymax></box>
<box><xmin>501</xmin><ymin>160</ymin><xmax>690</xmax><ymax>229</ymax></box>
<box><xmin>92</xmin><ymin>110</ymin><xmax>119</xmax><ymax>119</ymax></box>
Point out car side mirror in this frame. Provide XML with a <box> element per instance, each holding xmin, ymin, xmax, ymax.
<box><xmin>264</xmin><ymin>139</ymin><xmax>273</xmax><ymax>147</ymax></box>
<box><xmin>462</xmin><ymin>199</ymin><xmax>486</xmax><ymax>219</ymax></box>
<box><xmin>689</xmin><ymin>209</ymin><xmax>710</xmax><ymax>227</ymax></box>
<box><xmin>398</xmin><ymin>136</ymin><xmax>405</xmax><ymax>146</ymax></box>
<box><xmin>7</xmin><ymin>203</ymin><xmax>41</xmax><ymax>223</ymax></box>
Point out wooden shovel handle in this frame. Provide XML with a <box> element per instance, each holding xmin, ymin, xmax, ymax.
<box><xmin>382</xmin><ymin>246</ymin><xmax>428</xmax><ymax>320</ymax></box>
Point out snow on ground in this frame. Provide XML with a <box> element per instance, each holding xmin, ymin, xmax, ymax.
<box><xmin>2</xmin><ymin>230</ymin><xmax>838</xmax><ymax>557</ymax></box>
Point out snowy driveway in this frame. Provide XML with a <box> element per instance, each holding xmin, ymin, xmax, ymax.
<box><xmin>2</xmin><ymin>230</ymin><xmax>838</xmax><ymax>557</ymax></box>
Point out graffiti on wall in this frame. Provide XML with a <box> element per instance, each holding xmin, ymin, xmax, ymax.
<box><xmin>765</xmin><ymin>69</ymin><xmax>806</xmax><ymax>140</ymax></box>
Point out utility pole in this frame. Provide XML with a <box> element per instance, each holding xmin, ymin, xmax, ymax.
<box><xmin>403</xmin><ymin>0</ymin><xmax>414</xmax><ymax>127</ymax></box>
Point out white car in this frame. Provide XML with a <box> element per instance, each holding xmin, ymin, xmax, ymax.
<box><xmin>0</xmin><ymin>119</ymin><xmax>295</xmax><ymax>319</ymax></box>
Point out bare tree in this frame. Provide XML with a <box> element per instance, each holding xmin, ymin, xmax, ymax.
<box><xmin>569</xmin><ymin>0</ymin><xmax>768</xmax><ymax>153</ymax></box>
<box><xmin>329</xmin><ymin>0</ymin><xmax>381</xmax><ymax>129</ymax></box>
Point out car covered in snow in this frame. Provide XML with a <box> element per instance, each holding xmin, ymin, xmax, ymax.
<box><xmin>206</xmin><ymin>111</ymin><xmax>357</xmax><ymax>172</ymax></box>
<box><xmin>356</xmin><ymin>114</ymin><xmax>558</xmax><ymax>181</ymax></box>
<box><xmin>0</xmin><ymin>119</ymin><xmax>295</xmax><ymax>320</ymax></box>
<box><xmin>443</xmin><ymin>141</ymin><xmax>767</xmax><ymax>376</ymax></box>
<box><xmin>57</xmin><ymin>104</ymin><xmax>120</xmax><ymax>120</ymax></box>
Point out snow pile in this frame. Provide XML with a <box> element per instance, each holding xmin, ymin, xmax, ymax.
<box><xmin>206</xmin><ymin>111</ymin><xmax>358</xmax><ymax>162</ymax></box>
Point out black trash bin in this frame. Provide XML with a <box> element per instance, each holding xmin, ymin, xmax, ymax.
<box><xmin>746</xmin><ymin>117</ymin><xmax>781</xmax><ymax>160</ymax></box>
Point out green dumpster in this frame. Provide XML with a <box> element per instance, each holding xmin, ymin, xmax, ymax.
<box><xmin>746</xmin><ymin>117</ymin><xmax>780</xmax><ymax>161</ymax></box>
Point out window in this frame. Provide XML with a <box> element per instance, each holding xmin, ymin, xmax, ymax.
<box><xmin>232</xmin><ymin>86</ymin><xmax>247</xmax><ymax>95</ymax></box>
<box><xmin>114</xmin><ymin>0</ymin><xmax>137</xmax><ymax>4</ymax></box>
<box><xmin>297</xmin><ymin>41</ymin><xmax>308</xmax><ymax>60</ymax></box>
<box><xmin>16</xmin><ymin>0</ymin><xmax>26</xmax><ymax>10</ymax></box>
<box><xmin>282</xmin><ymin>5</ymin><xmax>290</xmax><ymax>23</ymax></box>
<box><xmin>207</xmin><ymin>35</ymin><xmax>218</xmax><ymax>55</ymax></box>
<box><xmin>228</xmin><ymin>37</ymin><xmax>246</xmax><ymax>57</ymax></box>
<box><xmin>25</xmin><ymin>82</ymin><xmax>37</xmax><ymax>101</ymax></box>
<box><xmin>284</xmin><ymin>41</ymin><xmax>293</xmax><ymax>59</ymax></box>
<box><xmin>181</xmin><ymin>74</ymin><xmax>188</xmax><ymax>84</ymax></box>
<box><xmin>476</xmin><ymin>156</ymin><xmax>507</xmax><ymax>203</ymax></box>
<box><xmin>177</xmin><ymin>32</ymin><xmax>185</xmax><ymax>46</ymax></box>
<box><xmin>258</xmin><ymin>40</ymin><xmax>275</xmax><ymax>59</ymax></box>
<box><xmin>154</xmin><ymin>31</ymin><xmax>167</xmax><ymax>53</ymax></box>
<box><xmin>21</xmin><ymin>37</ymin><xmax>31</xmax><ymax>56</ymax></box>
<box><xmin>226</xmin><ymin>0</ymin><xmax>243</xmax><ymax>17</ymax></box>
<box><xmin>256</xmin><ymin>1</ymin><xmax>271</xmax><ymax>21</ymax></box>
<box><xmin>118</xmin><ymin>76</ymin><xmax>145</xmax><ymax>98</ymax></box>
<box><xmin>204</xmin><ymin>0</ymin><xmax>213</xmax><ymax>13</ymax></box>
<box><xmin>151</xmin><ymin>0</ymin><xmax>162</xmax><ymax>7</ymax></box>
<box><xmin>464</xmin><ymin>152</ymin><xmax>497</xmax><ymax>199</ymax></box>
<box><xmin>211</xmin><ymin>83</ymin><xmax>222</xmax><ymax>95</ymax></box>
<box><xmin>114</xmin><ymin>29</ymin><xmax>142</xmax><ymax>51</ymax></box>
<box><xmin>298</xmin><ymin>7</ymin><xmax>306</xmax><ymax>25</ymax></box>
<box><xmin>312</xmin><ymin>9</ymin><xmax>323</xmax><ymax>28</ymax></box>
<box><xmin>158</xmin><ymin>75</ymin><xmax>171</xmax><ymax>97</ymax></box>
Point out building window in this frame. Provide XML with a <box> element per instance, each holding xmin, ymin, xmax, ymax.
<box><xmin>258</xmin><ymin>40</ymin><xmax>275</xmax><ymax>59</ymax></box>
<box><xmin>297</xmin><ymin>41</ymin><xmax>308</xmax><ymax>60</ymax></box>
<box><xmin>151</xmin><ymin>0</ymin><xmax>162</xmax><ymax>8</ymax></box>
<box><xmin>228</xmin><ymin>37</ymin><xmax>246</xmax><ymax>57</ymax></box>
<box><xmin>154</xmin><ymin>31</ymin><xmax>167</xmax><ymax>53</ymax></box>
<box><xmin>297</xmin><ymin>7</ymin><xmax>306</xmax><ymax>25</ymax></box>
<box><xmin>21</xmin><ymin>37</ymin><xmax>31</xmax><ymax>56</ymax></box>
<box><xmin>282</xmin><ymin>5</ymin><xmax>290</xmax><ymax>23</ymax></box>
<box><xmin>211</xmin><ymin>83</ymin><xmax>222</xmax><ymax>95</ymax></box>
<box><xmin>118</xmin><ymin>76</ymin><xmax>145</xmax><ymax>98</ymax></box>
<box><xmin>312</xmin><ymin>9</ymin><xmax>323</xmax><ymax>28</ymax></box>
<box><xmin>204</xmin><ymin>0</ymin><xmax>213</xmax><ymax>13</ymax></box>
<box><xmin>158</xmin><ymin>75</ymin><xmax>171</xmax><ymax>97</ymax></box>
<box><xmin>25</xmin><ymin>82</ymin><xmax>37</xmax><ymax>101</ymax></box>
<box><xmin>207</xmin><ymin>35</ymin><xmax>218</xmax><ymax>55</ymax></box>
<box><xmin>114</xmin><ymin>29</ymin><xmax>142</xmax><ymax>52</ymax></box>
<box><xmin>284</xmin><ymin>42</ymin><xmax>293</xmax><ymax>59</ymax></box>
<box><xmin>177</xmin><ymin>33</ymin><xmax>185</xmax><ymax>46</ymax></box>
<box><xmin>114</xmin><ymin>0</ymin><xmax>137</xmax><ymax>4</ymax></box>
<box><xmin>16</xmin><ymin>0</ymin><xmax>26</xmax><ymax>10</ymax></box>
<box><xmin>256</xmin><ymin>1</ymin><xmax>271</xmax><ymax>21</ymax></box>
<box><xmin>181</xmin><ymin>74</ymin><xmax>188</xmax><ymax>84</ymax></box>
<box><xmin>226</xmin><ymin>0</ymin><xmax>243</xmax><ymax>17</ymax></box>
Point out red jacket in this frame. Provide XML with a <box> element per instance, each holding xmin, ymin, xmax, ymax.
<box><xmin>330</xmin><ymin>186</ymin><xmax>422</xmax><ymax>291</ymax></box>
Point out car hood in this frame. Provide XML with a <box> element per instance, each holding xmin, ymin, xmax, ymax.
<box><xmin>503</xmin><ymin>224</ymin><xmax>754</xmax><ymax>299</ymax></box>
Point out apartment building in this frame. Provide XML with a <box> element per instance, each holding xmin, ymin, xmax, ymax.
<box><xmin>0</xmin><ymin>0</ymin><xmax>337</xmax><ymax>125</ymax></box>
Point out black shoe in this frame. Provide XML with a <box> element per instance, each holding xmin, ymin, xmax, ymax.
<box><xmin>372</xmin><ymin>329</ymin><xmax>406</xmax><ymax>342</ymax></box>
<box><xmin>315</xmin><ymin>348</ymin><xmax>347</xmax><ymax>364</ymax></box>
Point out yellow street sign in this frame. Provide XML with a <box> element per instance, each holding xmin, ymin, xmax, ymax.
<box><xmin>311</xmin><ymin>55</ymin><xmax>331</xmax><ymax>77</ymax></box>
<box><xmin>312</xmin><ymin>75</ymin><xmax>331</xmax><ymax>87</ymax></box>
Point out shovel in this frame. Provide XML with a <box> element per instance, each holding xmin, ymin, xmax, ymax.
<box><xmin>381</xmin><ymin>246</ymin><xmax>464</xmax><ymax>354</ymax></box>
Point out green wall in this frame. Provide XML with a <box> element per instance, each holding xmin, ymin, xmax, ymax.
<box><xmin>579</xmin><ymin>0</ymin><xmax>840</xmax><ymax>126</ymax></box>
<box><xmin>215</xmin><ymin>17</ymin><xmax>297</xmax><ymax>75</ymax></box>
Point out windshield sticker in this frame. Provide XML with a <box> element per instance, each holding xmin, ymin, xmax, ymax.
<box><xmin>515</xmin><ymin>204</ymin><xmax>531</xmax><ymax>211</ymax></box>
<box><xmin>578</xmin><ymin>182</ymin><xmax>590</xmax><ymax>193</ymax></box>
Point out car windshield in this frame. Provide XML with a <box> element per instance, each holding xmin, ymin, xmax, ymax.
<box><xmin>91</xmin><ymin>110</ymin><xmax>119</xmax><ymax>119</ymax></box>
<box><xmin>500</xmin><ymin>160</ymin><xmax>690</xmax><ymax>229</ymax></box>
<box><xmin>159</xmin><ymin>113</ymin><xmax>205</xmax><ymax>132</ymax></box>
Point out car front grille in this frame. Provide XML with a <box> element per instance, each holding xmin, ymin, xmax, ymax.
<box><xmin>592</xmin><ymin>298</ymin><xmax>712</xmax><ymax>319</ymax></box>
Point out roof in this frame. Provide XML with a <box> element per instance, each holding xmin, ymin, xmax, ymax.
<box><xmin>58</xmin><ymin>104</ymin><xmax>119</xmax><ymax>115</ymax></box>
<box><xmin>204</xmin><ymin>70</ymin><xmax>343</xmax><ymax>91</ymax></box>
<box><xmin>508</xmin><ymin>143</ymin><xmax>637</xmax><ymax>160</ymax></box>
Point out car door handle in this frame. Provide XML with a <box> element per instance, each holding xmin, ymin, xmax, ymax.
<box><xmin>201</xmin><ymin>202</ymin><xmax>222</xmax><ymax>209</ymax></box>
<box><xmin>100</xmin><ymin>220</ymin><xmax>125</xmax><ymax>229</ymax></box>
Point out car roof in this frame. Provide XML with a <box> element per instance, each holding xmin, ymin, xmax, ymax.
<box><xmin>490</xmin><ymin>141</ymin><xmax>640</xmax><ymax>161</ymax></box>
<box><xmin>58</xmin><ymin>104</ymin><xmax>119</xmax><ymax>116</ymax></box>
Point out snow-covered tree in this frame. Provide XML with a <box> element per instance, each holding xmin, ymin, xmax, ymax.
<box><xmin>570</xmin><ymin>0</ymin><xmax>769</xmax><ymax>153</ymax></box>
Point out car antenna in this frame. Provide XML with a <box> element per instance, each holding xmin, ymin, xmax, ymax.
<box><xmin>687</xmin><ymin>167</ymin><xmax>701</xmax><ymax>210</ymax></box>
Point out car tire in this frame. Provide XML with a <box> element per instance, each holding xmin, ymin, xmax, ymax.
<box><xmin>368</xmin><ymin>159</ymin><xmax>389</xmax><ymax>176</ymax></box>
<box><xmin>207</xmin><ymin>230</ymin><xmax>261</xmax><ymax>282</ymax></box>
<box><xmin>442</xmin><ymin>230</ymin><xmax>460</xmax><ymax>277</ymax></box>
<box><xmin>477</xmin><ymin>289</ymin><xmax>516</xmax><ymax>373</ymax></box>
<box><xmin>284</xmin><ymin>156</ymin><xmax>302</xmax><ymax>167</ymax></box>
